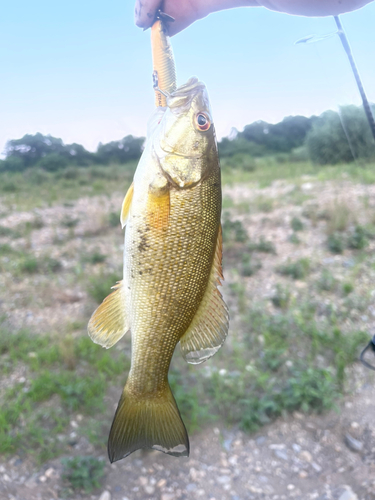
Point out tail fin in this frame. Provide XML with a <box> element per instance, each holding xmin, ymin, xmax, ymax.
<box><xmin>108</xmin><ymin>384</ymin><xmax>189</xmax><ymax>462</ymax></box>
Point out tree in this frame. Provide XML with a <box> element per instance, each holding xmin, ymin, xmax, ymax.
<box><xmin>5</xmin><ymin>133</ymin><xmax>66</xmax><ymax>168</ymax></box>
<box><xmin>305</xmin><ymin>105</ymin><xmax>375</xmax><ymax>165</ymax></box>
<box><xmin>96</xmin><ymin>135</ymin><xmax>145</xmax><ymax>164</ymax></box>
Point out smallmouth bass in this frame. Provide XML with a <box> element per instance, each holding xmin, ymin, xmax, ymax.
<box><xmin>88</xmin><ymin>77</ymin><xmax>229</xmax><ymax>462</ymax></box>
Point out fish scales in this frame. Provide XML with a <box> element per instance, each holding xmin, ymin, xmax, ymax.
<box><xmin>126</xmin><ymin>164</ymin><xmax>221</xmax><ymax>395</ymax></box>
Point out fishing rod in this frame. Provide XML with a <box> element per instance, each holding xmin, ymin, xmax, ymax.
<box><xmin>296</xmin><ymin>16</ymin><xmax>375</xmax><ymax>142</ymax></box>
<box><xmin>334</xmin><ymin>16</ymin><xmax>375</xmax><ymax>141</ymax></box>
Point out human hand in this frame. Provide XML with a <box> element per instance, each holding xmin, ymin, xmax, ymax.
<box><xmin>135</xmin><ymin>0</ymin><xmax>373</xmax><ymax>36</ymax></box>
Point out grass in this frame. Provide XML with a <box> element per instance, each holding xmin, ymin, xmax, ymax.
<box><xmin>1</xmin><ymin>251</ymin><xmax>63</xmax><ymax>276</ymax></box>
<box><xmin>61</xmin><ymin>456</ymin><xmax>105</xmax><ymax>493</ymax></box>
<box><xmin>0</xmin><ymin>326</ymin><xmax>129</xmax><ymax>463</ymax></box>
<box><xmin>291</xmin><ymin>216</ymin><xmax>304</xmax><ymax>232</ymax></box>
<box><xmin>168</xmin><ymin>294</ymin><xmax>369</xmax><ymax>434</ymax></box>
<box><xmin>221</xmin><ymin>158</ymin><xmax>375</xmax><ymax>188</ymax></box>
<box><xmin>3</xmin><ymin>159</ymin><xmax>375</xmax><ymax>213</ymax></box>
<box><xmin>327</xmin><ymin>225</ymin><xmax>370</xmax><ymax>254</ymax></box>
<box><xmin>87</xmin><ymin>271</ymin><xmax>121</xmax><ymax>303</ymax></box>
<box><xmin>0</xmin><ymin>163</ymin><xmax>134</xmax><ymax>211</ymax></box>
<box><xmin>2</xmin><ymin>155</ymin><xmax>375</xmax><ymax>469</ymax></box>
<box><xmin>276</xmin><ymin>258</ymin><xmax>311</xmax><ymax>280</ymax></box>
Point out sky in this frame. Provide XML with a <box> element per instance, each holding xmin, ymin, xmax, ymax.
<box><xmin>1</xmin><ymin>1</ymin><xmax>375</xmax><ymax>157</ymax></box>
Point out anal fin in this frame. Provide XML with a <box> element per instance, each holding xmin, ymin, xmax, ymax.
<box><xmin>88</xmin><ymin>281</ymin><xmax>129</xmax><ymax>349</ymax></box>
<box><xmin>180</xmin><ymin>224</ymin><xmax>229</xmax><ymax>364</ymax></box>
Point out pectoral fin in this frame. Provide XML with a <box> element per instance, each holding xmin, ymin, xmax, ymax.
<box><xmin>120</xmin><ymin>182</ymin><xmax>134</xmax><ymax>229</ymax></box>
<box><xmin>147</xmin><ymin>173</ymin><xmax>170</xmax><ymax>231</ymax></box>
<box><xmin>88</xmin><ymin>281</ymin><xmax>129</xmax><ymax>349</ymax></box>
<box><xmin>180</xmin><ymin>225</ymin><xmax>229</xmax><ymax>364</ymax></box>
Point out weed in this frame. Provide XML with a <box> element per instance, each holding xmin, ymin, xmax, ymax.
<box><xmin>82</xmin><ymin>250</ymin><xmax>106</xmax><ymax>265</ymax></box>
<box><xmin>222</xmin><ymin>214</ymin><xmax>248</xmax><ymax>244</ymax></box>
<box><xmin>19</xmin><ymin>255</ymin><xmax>39</xmax><ymax>274</ymax></box>
<box><xmin>61</xmin><ymin>456</ymin><xmax>105</xmax><ymax>492</ymax></box>
<box><xmin>347</xmin><ymin>225</ymin><xmax>368</xmax><ymax>250</ymax></box>
<box><xmin>61</xmin><ymin>215</ymin><xmax>79</xmax><ymax>228</ymax></box>
<box><xmin>87</xmin><ymin>272</ymin><xmax>121</xmax><ymax>303</ymax></box>
<box><xmin>277</xmin><ymin>258</ymin><xmax>311</xmax><ymax>280</ymax></box>
<box><xmin>325</xmin><ymin>200</ymin><xmax>352</xmax><ymax>235</ymax></box>
<box><xmin>254</xmin><ymin>196</ymin><xmax>274</xmax><ymax>213</ymax></box>
<box><xmin>289</xmin><ymin>233</ymin><xmax>300</xmax><ymax>245</ymax></box>
<box><xmin>108</xmin><ymin>211</ymin><xmax>120</xmax><ymax>227</ymax></box>
<box><xmin>327</xmin><ymin>233</ymin><xmax>345</xmax><ymax>254</ymax></box>
<box><xmin>44</xmin><ymin>256</ymin><xmax>62</xmax><ymax>273</ymax></box>
<box><xmin>240</xmin><ymin>254</ymin><xmax>261</xmax><ymax>277</ymax></box>
<box><xmin>0</xmin><ymin>226</ymin><xmax>19</xmax><ymax>238</ymax></box>
<box><xmin>249</xmin><ymin>237</ymin><xmax>276</xmax><ymax>254</ymax></box>
<box><xmin>271</xmin><ymin>284</ymin><xmax>291</xmax><ymax>309</ymax></box>
<box><xmin>317</xmin><ymin>269</ymin><xmax>337</xmax><ymax>292</ymax></box>
<box><xmin>342</xmin><ymin>282</ymin><xmax>354</xmax><ymax>296</ymax></box>
<box><xmin>291</xmin><ymin>216</ymin><xmax>304</xmax><ymax>232</ymax></box>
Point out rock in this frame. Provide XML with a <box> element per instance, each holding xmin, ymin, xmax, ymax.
<box><xmin>139</xmin><ymin>476</ymin><xmax>148</xmax><ymax>486</ymax></box>
<box><xmin>45</xmin><ymin>467</ymin><xmax>55</xmax><ymax>478</ymax></box>
<box><xmin>338</xmin><ymin>487</ymin><xmax>358</xmax><ymax>500</ymax></box>
<box><xmin>144</xmin><ymin>485</ymin><xmax>155</xmax><ymax>494</ymax></box>
<box><xmin>25</xmin><ymin>474</ymin><xmax>37</xmax><ymax>488</ymax></box>
<box><xmin>157</xmin><ymin>479</ymin><xmax>167</xmax><ymax>488</ymax></box>
<box><xmin>3</xmin><ymin>474</ymin><xmax>11</xmax><ymax>482</ymax></box>
<box><xmin>345</xmin><ymin>434</ymin><xmax>363</xmax><ymax>453</ymax></box>
<box><xmin>217</xmin><ymin>475</ymin><xmax>231</xmax><ymax>484</ymax></box>
<box><xmin>300</xmin><ymin>450</ymin><xmax>312</xmax><ymax>462</ymax></box>
<box><xmin>311</xmin><ymin>462</ymin><xmax>322</xmax><ymax>473</ymax></box>
<box><xmin>287</xmin><ymin>484</ymin><xmax>295</xmax><ymax>491</ymax></box>
<box><xmin>99</xmin><ymin>491</ymin><xmax>111</xmax><ymax>500</ymax></box>
<box><xmin>256</xmin><ymin>436</ymin><xmax>266</xmax><ymax>445</ymax></box>
<box><xmin>292</xmin><ymin>444</ymin><xmax>301</xmax><ymax>453</ymax></box>
<box><xmin>161</xmin><ymin>494</ymin><xmax>175</xmax><ymax>500</ymax></box>
<box><xmin>274</xmin><ymin>450</ymin><xmax>288</xmax><ymax>461</ymax></box>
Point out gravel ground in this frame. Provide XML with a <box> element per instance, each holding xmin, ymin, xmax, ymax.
<box><xmin>1</xmin><ymin>179</ymin><xmax>375</xmax><ymax>500</ymax></box>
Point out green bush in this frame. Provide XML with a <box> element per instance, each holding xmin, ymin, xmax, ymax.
<box><xmin>37</xmin><ymin>154</ymin><xmax>69</xmax><ymax>172</ymax></box>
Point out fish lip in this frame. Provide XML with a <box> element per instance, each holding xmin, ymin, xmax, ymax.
<box><xmin>161</xmin><ymin>147</ymin><xmax>203</xmax><ymax>160</ymax></box>
<box><xmin>157</xmin><ymin>140</ymin><xmax>203</xmax><ymax>160</ymax></box>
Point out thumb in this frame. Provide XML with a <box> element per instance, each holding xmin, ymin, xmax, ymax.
<box><xmin>134</xmin><ymin>0</ymin><xmax>161</xmax><ymax>29</ymax></box>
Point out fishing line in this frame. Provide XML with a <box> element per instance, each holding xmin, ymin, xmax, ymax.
<box><xmin>334</xmin><ymin>16</ymin><xmax>375</xmax><ymax>142</ymax></box>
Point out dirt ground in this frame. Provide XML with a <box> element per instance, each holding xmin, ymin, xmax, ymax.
<box><xmin>1</xmin><ymin>178</ymin><xmax>375</xmax><ymax>500</ymax></box>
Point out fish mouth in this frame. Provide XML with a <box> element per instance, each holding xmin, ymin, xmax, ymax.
<box><xmin>167</xmin><ymin>77</ymin><xmax>207</xmax><ymax>112</ymax></box>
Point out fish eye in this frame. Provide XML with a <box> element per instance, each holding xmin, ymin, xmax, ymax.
<box><xmin>195</xmin><ymin>112</ymin><xmax>211</xmax><ymax>131</ymax></box>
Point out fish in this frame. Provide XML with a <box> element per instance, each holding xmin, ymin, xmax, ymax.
<box><xmin>88</xmin><ymin>15</ymin><xmax>228</xmax><ymax>463</ymax></box>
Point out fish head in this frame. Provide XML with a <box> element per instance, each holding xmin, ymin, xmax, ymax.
<box><xmin>153</xmin><ymin>77</ymin><xmax>218</xmax><ymax>189</ymax></box>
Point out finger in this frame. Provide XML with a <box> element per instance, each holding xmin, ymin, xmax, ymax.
<box><xmin>135</xmin><ymin>0</ymin><xmax>161</xmax><ymax>29</ymax></box>
<box><xmin>159</xmin><ymin>0</ymin><xmax>200</xmax><ymax>36</ymax></box>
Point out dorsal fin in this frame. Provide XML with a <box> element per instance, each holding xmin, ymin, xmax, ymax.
<box><xmin>180</xmin><ymin>225</ymin><xmax>229</xmax><ymax>364</ymax></box>
<box><xmin>121</xmin><ymin>182</ymin><xmax>134</xmax><ymax>229</ymax></box>
<box><xmin>88</xmin><ymin>281</ymin><xmax>129</xmax><ymax>349</ymax></box>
